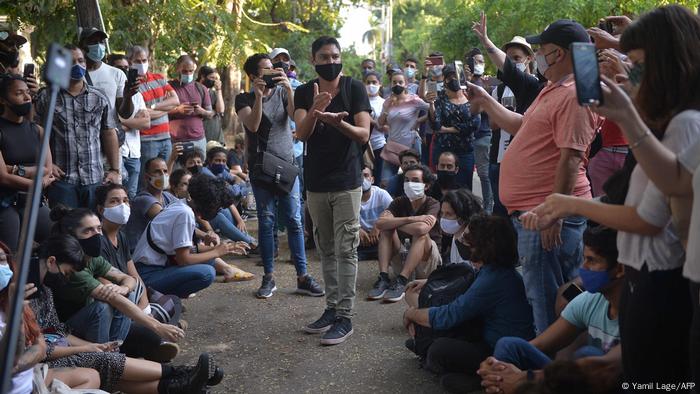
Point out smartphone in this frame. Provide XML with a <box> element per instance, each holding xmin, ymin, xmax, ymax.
<box><xmin>27</xmin><ymin>256</ymin><xmax>41</xmax><ymax>299</ymax></box>
<box><xmin>562</xmin><ymin>282</ymin><xmax>584</xmax><ymax>302</ymax></box>
<box><xmin>426</xmin><ymin>56</ymin><xmax>444</xmax><ymax>66</ymax></box>
<box><xmin>127</xmin><ymin>68</ymin><xmax>139</xmax><ymax>86</ymax></box>
<box><xmin>261</xmin><ymin>69</ymin><xmax>277</xmax><ymax>89</ymax></box>
<box><xmin>181</xmin><ymin>141</ymin><xmax>195</xmax><ymax>155</ymax></box>
<box><xmin>426</xmin><ymin>80</ymin><xmax>438</xmax><ymax>95</ymax></box>
<box><xmin>571</xmin><ymin>42</ymin><xmax>603</xmax><ymax>106</ymax></box>
<box><xmin>598</xmin><ymin>20</ymin><xmax>614</xmax><ymax>34</ymax></box>
<box><xmin>454</xmin><ymin>60</ymin><xmax>467</xmax><ymax>89</ymax></box>
<box><xmin>23</xmin><ymin>63</ymin><xmax>35</xmax><ymax>78</ymax></box>
<box><xmin>465</xmin><ymin>57</ymin><xmax>475</xmax><ymax>74</ymax></box>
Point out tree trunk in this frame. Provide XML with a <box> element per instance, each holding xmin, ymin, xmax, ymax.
<box><xmin>221</xmin><ymin>0</ymin><xmax>244</xmax><ymax>146</ymax></box>
<box><xmin>75</xmin><ymin>0</ymin><xmax>107</xmax><ymax>47</ymax></box>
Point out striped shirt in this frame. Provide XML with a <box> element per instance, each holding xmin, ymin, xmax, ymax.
<box><xmin>138</xmin><ymin>72</ymin><xmax>174</xmax><ymax>141</ymax></box>
<box><xmin>35</xmin><ymin>83</ymin><xmax>116</xmax><ymax>185</ymax></box>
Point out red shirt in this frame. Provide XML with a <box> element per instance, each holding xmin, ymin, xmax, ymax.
<box><xmin>138</xmin><ymin>73</ymin><xmax>174</xmax><ymax>140</ymax></box>
<box><xmin>168</xmin><ymin>80</ymin><xmax>212</xmax><ymax>142</ymax></box>
<box><xmin>600</xmin><ymin>119</ymin><xmax>627</xmax><ymax>147</ymax></box>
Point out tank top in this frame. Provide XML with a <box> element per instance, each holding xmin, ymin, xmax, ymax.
<box><xmin>0</xmin><ymin>117</ymin><xmax>39</xmax><ymax>166</ymax></box>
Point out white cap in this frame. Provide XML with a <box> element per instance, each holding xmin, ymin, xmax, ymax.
<box><xmin>269</xmin><ymin>48</ymin><xmax>290</xmax><ymax>61</ymax></box>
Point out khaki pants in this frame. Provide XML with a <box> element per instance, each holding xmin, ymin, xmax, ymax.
<box><xmin>306</xmin><ymin>187</ymin><xmax>362</xmax><ymax>318</ymax></box>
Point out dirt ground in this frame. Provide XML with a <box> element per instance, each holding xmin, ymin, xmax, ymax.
<box><xmin>173</xmin><ymin>217</ymin><xmax>452</xmax><ymax>394</ymax></box>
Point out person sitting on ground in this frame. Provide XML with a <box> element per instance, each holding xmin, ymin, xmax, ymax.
<box><xmin>21</xmin><ymin>235</ymin><xmax>223</xmax><ymax>393</ymax></box>
<box><xmin>477</xmin><ymin>225</ymin><xmax>623</xmax><ymax>394</ymax></box>
<box><xmin>385</xmin><ymin>149</ymin><xmax>420</xmax><ymax>197</ymax></box>
<box><xmin>358</xmin><ymin>165</ymin><xmax>393</xmax><ymax>261</ymax></box>
<box><xmin>370</xmin><ymin>164</ymin><xmax>442</xmax><ymax>303</ymax></box>
<box><xmin>437</xmin><ymin>189</ymin><xmax>484</xmax><ymax>265</ymax></box>
<box><xmin>132</xmin><ymin>174</ymin><xmax>249</xmax><ymax>297</ymax></box>
<box><xmin>427</xmin><ymin>151</ymin><xmax>462</xmax><ymax>201</ymax></box>
<box><xmin>402</xmin><ymin>215</ymin><xmax>535</xmax><ymax>391</ymax></box>
<box><xmin>226</xmin><ymin>133</ymin><xmax>248</xmax><ymax>182</ymax></box>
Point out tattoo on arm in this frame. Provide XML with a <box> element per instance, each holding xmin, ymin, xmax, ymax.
<box><xmin>15</xmin><ymin>344</ymin><xmax>41</xmax><ymax>373</ymax></box>
<box><xmin>487</xmin><ymin>47</ymin><xmax>497</xmax><ymax>53</ymax></box>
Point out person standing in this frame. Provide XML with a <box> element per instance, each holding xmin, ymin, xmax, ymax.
<box><xmin>363</xmin><ymin>70</ymin><xmax>386</xmax><ymax>185</ymax></box>
<box><xmin>294</xmin><ymin>36</ymin><xmax>371</xmax><ymax>345</ymax></box>
<box><xmin>197</xmin><ymin>66</ymin><xmax>225</xmax><ymax>145</ymax></box>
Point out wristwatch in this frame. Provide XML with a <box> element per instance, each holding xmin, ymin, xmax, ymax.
<box><xmin>17</xmin><ymin>165</ymin><xmax>26</xmax><ymax>177</ymax></box>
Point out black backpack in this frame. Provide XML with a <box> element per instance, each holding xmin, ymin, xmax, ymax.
<box><xmin>412</xmin><ymin>263</ymin><xmax>483</xmax><ymax>359</ymax></box>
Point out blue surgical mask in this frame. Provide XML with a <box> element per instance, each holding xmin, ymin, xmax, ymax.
<box><xmin>405</xmin><ymin>68</ymin><xmax>416</xmax><ymax>78</ymax></box>
<box><xmin>180</xmin><ymin>73</ymin><xmax>194</xmax><ymax>84</ymax></box>
<box><xmin>579</xmin><ymin>267</ymin><xmax>611</xmax><ymax>293</ymax></box>
<box><xmin>209</xmin><ymin>163</ymin><xmax>228</xmax><ymax>175</ymax></box>
<box><xmin>71</xmin><ymin>64</ymin><xmax>86</xmax><ymax>80</ymax></box>
<box><xmin>0</xmin><ymin>264</ymin><xmax>12</xmax><ymax>291</ymax></box>
<box><xmin>87</xmin><ymin>43</ymin><xmax>106</xmax><ymax>62</ymax></box>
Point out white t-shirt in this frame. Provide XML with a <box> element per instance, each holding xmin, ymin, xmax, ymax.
<box><xmin>617</xmin><ymin>110</ymin><xmax>700</xmax><ymax>271</ymax></box>
<box><xmin>449</xmin><ymin>235</ymin><xmax>471</xmax><ymax>265</ymax></box>
<box><xmin>132</xmin><ymin>199</ymin><xmax>196</xmax><ymax>266</ymax></box>
<box><xmin>491</xmin><ymin>86</ymin><xmax>514</xmax><ymax>163</ymax></box>
<box><xmin>120</xmin><ymin>93</ymin><xmax>146</xmax><ymax>159</ymax></box>
<box><xmin>88</xmin><ymin>62</ymin><xmax>126</xmax><ymax>123</ymax></box>
<box><xmin>360</xmin><ymin>186</ymin><xmax>393</xmax><ymax>231</ymax></box>
<box><xmin>680</xmin><ymin>138</ymin><xmax>700</xmax><ymax>282</ymax></box>
<box><xmin>0</xmin><ymin>312</ymin><xmax>33</xmax><ymax>394</ymax></box>
<box><xmin>369</xmin><ymin>95</ymin><xmax>386</xmax><ymax>150</ymax></box>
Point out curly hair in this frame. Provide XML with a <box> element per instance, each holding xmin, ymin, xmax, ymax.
<box><xmin>187</xmin><ymin>174</ymin><xmax>235</xmax><ymax>220</ymax></box>
<box><xmin>49</xmin><ymin>205</ymin><xmax>96</xmax><ymax>237</ymax></box>
<box><xmin>465</xmin><ymin>214</ymin><xmax>518</xmax><ymax>268</ymax></box>
<box><xmin>582</xmin><ymin>225</ymin><xmax>619</xmax><ymax>269</ymax></box>
<box><xmin>441</xmin><ymin>189</ymin><xmax>483</xmax><ymax>224</ymax></box>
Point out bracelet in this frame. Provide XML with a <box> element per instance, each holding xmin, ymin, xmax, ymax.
<box><xmin>629</xmin><ymin>130</ymin><xmax>651</xmax><ymax>150</ymax></box>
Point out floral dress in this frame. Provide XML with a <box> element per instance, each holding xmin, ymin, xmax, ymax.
<box><xmin>431</xmin><ymin>93</ymin><xmax>481</xmax><ymax>154</ymax></box>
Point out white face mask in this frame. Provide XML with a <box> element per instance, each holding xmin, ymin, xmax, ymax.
<box><xmin>148</xmin><ymin>174</ymin><xmax>169</xmax><ymax>190</ymax></box>
<box><xmin>132</xmin><ymin>62</ymin><xmax>148</xmax><ymax>76</ymax></box>
<box><xmin>362</xmin><ymin>177</ymin><xmax>372</xmax><ymax>192</ymax></box>
<box><xmin>404</xmin><ymin>182</ymin><xmax>425</xmax><ymax>201</ymax></box>
<box><xmin>535</xmin><ymin>50</ymin><xmax>557</xmax><ymax>77</ymax></box>
<box><xmin>366</xmin><ymin>84</ymin><xmax>380</xmax><ymax>96</ymax></box>
<box><xmin>440</xmin><ymin>218</ymin><xmax>461</xmax><ymax>235</ymax></box>
<box><xmin>103</xmin><ymin>203</ymin><xmax>131</xmax><ymax>225</ymax></box>
<box><xmin>515</xmin><ymin>62</ymin><xmax>527</xmax><ymax>72</ymax></box>
<box><xmin>473</xmin><ymin>64</ymin><xmax>485</xmax><ymax>76</ymax></box>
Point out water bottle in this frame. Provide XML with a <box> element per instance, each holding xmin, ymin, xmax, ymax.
<box><xmin>400</xmin><ymin>239</ymin><xmax>411</xmax><ymax>265</ymax></box>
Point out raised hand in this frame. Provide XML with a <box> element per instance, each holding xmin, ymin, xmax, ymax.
<box><xmin>472</xmin><ymin>11</ymin><xmax>488</xmax><ymax>43</ymax></box>
<box><xmin>252</xmin><ymin>77</ymin><xmax>266</xmax><ymax>98</ymax></box>
<box><xmin>311</xmin><ymin>82</ymin><xmax>333</xmax><ymax>114</ymax></box>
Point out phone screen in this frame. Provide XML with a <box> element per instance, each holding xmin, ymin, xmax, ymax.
<box><xmin>127</xmin><ymin>68</ymin><xmax>139</xmax><ymax>86</ymax></box>
<box><xmin>571</xmin><ymin>42</ymin><xmax>603</xmax><ymax>106</ymax></box>
<box><xmin>426</xmin><ymin>56</ymin><xmax>444</xmax><ymax>66</ymax></box>
<box><xmin>426</xmin><ymin>81</ymin><xmax>437</xmax><ymax>94</ymax></box>
<box><xmin>27</xmin><ymin>256</ymin><xmax>41</xmax><ymax>299</ymax></box>
<box><xmin>454</xmin><ymin>61</ymin><xmax>467</xmax><ymax>89</ymax></box>
<box><xmin>23</xmin><ymin>63</ymin><xmax>35</xmax><ymax>78</ymax></box>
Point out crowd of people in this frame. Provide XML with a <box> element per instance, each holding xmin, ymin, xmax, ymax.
<box><xmin>0</xmin><ymin>3</ymin><xmax>699</xmax><ymax>393</ymax></box>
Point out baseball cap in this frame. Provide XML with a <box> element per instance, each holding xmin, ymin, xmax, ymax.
<box><xmin>78</xmin><ymin>27</ymin><xmax>108</xmax><ymax>43</ymax></box>
<box><xmin>269</xmin><ymin>48</ymin><xmax>290</xmax><ymax>61</ymax></box>
<box><xmin>0</xmin><ymin>30</ymin><xmax>27</xmax><ymax>47</ymax></box>
<box><xmin>502</xmin><ymin>36</ymin><xmax>534</xmax><ymax>56</ymax></box>
<box><xmin>526</xmin><ymin>20</ymin><xmax>590</xmax><ymax>49</ymax></box>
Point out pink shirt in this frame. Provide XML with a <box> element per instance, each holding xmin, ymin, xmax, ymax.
<box><xmin>500</xmin><ymin>75</ymin><xmax>599</xmax><ymax>213</ymax></box>
<box><xmin>168</xmin><ymin>80</ymin><xmax>212</xmax><ymax>142</ymax></box>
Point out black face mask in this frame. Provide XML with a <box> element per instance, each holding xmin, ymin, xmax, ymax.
<box><xmin>272</xmin><ymin>62</ymin><xmax>289</xmax><ymax>72</ymax></box>
<box><xmin>203</xmin><ymin>79</ymin><xmax>215</xmax><ymax>89</ymax></box>
<box><xmin>117</xmin><ymin>66</ymin><xmax>129</xmax><ymax>76</ymax></box>
<box><xmin>437</xmin><ymin>170</ymin><xmax>457</xmax><ymax>189</ymax></box>
<box><xmin>187</xmin><ymin>165</ymin><xmax>202</xmax><ymax>175</ymax></box>
<box><xmin>391</xmin><ymin>85</ymin><xmax>405</xmax><ymax>95</ymax></box>
<box><xmin>9</xmin><ymin>102</ymin><xmax>32</xmax><ymax>117</ymax></box>
<box><xmin>454</xmin><ymin>239</ymin><xmax>471</xmax><ymax>261</ymax></box>
<box><xmin>446</xmin><ymin>79</ymin><xmax>461</xmax><ymax>92</ymax></box>
<box><xmin>315</xmin><ymin>63</ymin><xmax>343</xmax><ymax>81</ymax></box>
<box><xmin>43</xmin><ymin>269</ymin><xmax>69</xmax><ymax>288</ymax></box>
<box><xmin>0</xmin><ymin>51</ymin><xmax>19</xmax><ymax>69</ymax></box>
<box><xmin>78</xmin><ymin>233</ymin><xmax>103</xmax><ymax>258</ymax></box>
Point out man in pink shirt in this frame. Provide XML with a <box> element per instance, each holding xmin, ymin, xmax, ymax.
<box><xmin>467</xmin><ymin>20</ymin><xmax>598</xmax><ymax>334</ymax></box>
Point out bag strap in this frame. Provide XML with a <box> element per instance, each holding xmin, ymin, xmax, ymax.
<box><xmin>84</xmin><ymin>70</ymin><xmax>93</xmax><ymax>86</ymax></box>
<box><xmin>146</xmin><ymin>222</ymin><xmax>169</xmax><ymax>256</ymax></box>
<box><xmin>497</xmin><ymin>83</ymin><xmax>505</xmax><ymax>101</ymax></box>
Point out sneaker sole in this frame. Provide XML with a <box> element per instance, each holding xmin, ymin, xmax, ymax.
<box><xmin>303</xmin><ymin>324</ymin><xmax>333</xmax><ymax>334</ymax></box>
<box><xmin>382</xmin><ymin>293</ymin><xmax>405</xmax><ymax>303</ymax></box>
<box><xmin>295</xmin><ymin>288</ymin><xmax>325</xmax><ymax>297</ymax></box>
<box><xmin>147</xmin><ymin>342</ymin><xmax>180</xmax><ymax>363</ymax></box>
<box><xmin>367</xmin><ymin>290</ymin><xmax>387</xmax><ymax>300</ymax></box>
<box><xmin>320</xmin><ymin>328</ymin><xmax>354</xmax><ymax>345</ymax></box>
<box><xmin>256</xmin><ymin>286</ymin><xmax>277</xmax><ymax>299</ymax></box>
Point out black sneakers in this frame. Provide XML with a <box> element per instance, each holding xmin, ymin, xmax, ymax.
<box><xmin>256</xmin><ymin>274</ymin><xmax>277</xmax><ymax>299</ymax></box>
<box><xmin>320</xmin><ymin>317</ymin><xmax>353</xmax><ymax>346</ymax></box>
<box><xmin>367</xmin><ymin>275</ymin><xmax>391</xmax><ymax>300</ymax></box>
<box><xmin>304</xmin><ymin>309</ymin><xmax>336</xmax><ymax>334</ymax></box>
<box><xmin>296</xmin><ymin>275</ymin><xmax>325</xmax><ymax>297</ymax></box>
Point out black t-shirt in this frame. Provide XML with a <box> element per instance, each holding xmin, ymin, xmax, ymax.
<box><xmin>0</xmin><ymin>117</ymin><xmax>40</xmax><ymax>197</ymax></box>
<box><xmin>294</xmin><ymin>77</ymin><xmax>371</xmax><ymax>192</ymax></box>
<box><xmin>100</xmin><ymin>232</ymin><xmax>132</xmax><ymax>273</ymax></box>
<box><xmin>387</xmin><ymin>196</ymin><xmax>442</xmax><ymax>246</ymax></box>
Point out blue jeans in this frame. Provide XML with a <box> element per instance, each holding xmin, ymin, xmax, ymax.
<box><xmin>209</xmin><ymin>208</ymin><xmax>256</xmax><ymax>244</ymax></box>
<box><xmin>432</xmin><ymin>144</ymin><xmax>475</xmax><ymax>190</ymax></box>
<box><xmin>139</xmin><ymin>138</ymin><xmax>172</xmax><ymax>191</ymax></box>
<box><xmin>489</xmin><ymin>163</ymin><xmax>508</xmax><ymax>217</ymax></box>
<box><xmin>136</xmin><ymin>261</ymin><xmax>216</xmax><ymax>298</ymax></box>
<box><xmin>473</xmin><ymin>134</ymin><xmax>493</xmax><ymax>213</ymax></box>
<box><xmin>66</xmin><ymin>299</ymin><xmax>132</xmax><ymax>343</ymax></box>
<box><xmin>512</xmin><ymin>215</ymin><xmax>587</xmax><ymax>334</ymax></box>
<box><xmin>494</xmin><ymin>337</ymin><xmax>606</xmax><ymax>370</ymax></box>
<box><xmin>122</xmin><ymin>156</ymin><xmax>141</xmax><ymax>200</ymax></box>
<box><xmin>372</xmin><ymin>148</ymin><xmax>384</xmax><ymax>186</ymax></box>
<box><xmin>252</xmin><ymin>177</ymin><xmax>307</xmax><ymax>276</ymax></box>
<box><xmin>47</xmin><ymin>180</ymin><xmax>100</xmax><ymax>210</ymax></box>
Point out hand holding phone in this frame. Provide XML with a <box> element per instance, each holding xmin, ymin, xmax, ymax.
<box><xmin>571</xmin><ymin>42</ymin><xmax>604</xmax><ymax>106</ymax></box>
<box><xmin>23</xmin><ymin>63</ymin><xmax>35</xmax><ymax>78</ymax></box>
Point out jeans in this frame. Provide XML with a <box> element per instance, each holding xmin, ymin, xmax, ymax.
<box><xmin>46</xmin><ymin>180</ymin><xmax>100</xmax><ymax>210</ymax></box>
<box><xmin>493</xmin><ymin>337</ymin><xmax>605</xmax><ymax>371</ymax></box>
<box><xmin>432</xmin><ymin>144</ymin><xmax>475</xmax><ymax>190</ymax></box>
<box><xmin>136</xmin><ymin>261</ymin><xmax>216</xmax><ymax>298</ymax></box>
<box><xmin>139</xmin><ymin>138</ymin><xmax>172</xmax><ymax>191</ymax></box>
<box><xmin>511</xmin><ymin>215</ymin><xmax>586</xmax><ymax>334</ymax></box>
<box><xmin>66</xmin><ymin>300</ymin><xmax>132</xmax><ymax>343</ymax></box>
<box><xmin>306</xmin><ymin>187</ymin><xmax>362</xmax><ymax>318</ymax></box>
<box><xmin>122</xmin><ymin>156</ymin><xmax>141</xmax><ymax>200</ymax></box>
<box><xmin>252</xmin><ymin>177</ymin><xmax>307</xmax><ymax>276</ymax></box>
<box><xmin>473</xmin><ymin>134</ymin><xmax>493</xmax><ymax>213</ymax></box>
<box><xmin>372</xmin><ymin>148</ymin><xmax>384</xmax><ymax>186</ymax></box>
<box><xmin>209</xmin><ymin>208</ymin><xmax>256</xmax><ymax>244</ymax></box>
<box><xmin>489</xmin><ymin>163</ymin><xmax>508</xmax><ymax>217</ymax></box>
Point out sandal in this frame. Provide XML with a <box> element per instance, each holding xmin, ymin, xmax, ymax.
<box><xmin>223</xmin><ymin>266</ymin><xmax>255</xmax><ymax>282</ymax></box>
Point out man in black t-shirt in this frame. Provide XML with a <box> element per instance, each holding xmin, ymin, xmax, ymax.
<box><xmin>294</xmin><ymin>36</ymin><xmax>371</xmax><ymax>346</ymax></box>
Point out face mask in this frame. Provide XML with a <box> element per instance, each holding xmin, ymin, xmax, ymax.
<box><xmin>43</xmin><ymin>268</ymin><xmax>69</xmax><ymax>288</ymax></box>
<box><xmin>0</xmin><ymin>264</ymin><xmax>12</xmax><ymax>291</ymax></box>
<box><xmin>117</xmin><ymin>66</ymin><xmax>128</xmax><ymax>76</ymax></box>
<box><xmin>71</xmin><ymin>64</ymin><xmax>86</xmax><ymax>80</ymax></box>
<box><xmin>515</xmin><ymin>62</ymin><xmax>528</xmax><ymax>72</ymax></box>
<box><xmin>187</xmin><ymin>165</ymin><xmax>202</xmax><ymax>175</ymax></box>
<box><xmin>404</xmin><ymin>181</ymin><xmax>425</xmax><ymax>201</ymax></box>
<box><xmin>579</xmin><ymin>267</ymin><xmax>611</xmax><ymax>293</ymax></box>
<box><xmin>286</xmin><ymin>71</ymin><xmax>297</xmax><ymax>79</ymax></box>
<box><xmin>78</xmin><ymin>233</ymin><xmax>103</xmax><ymax>258</ymax></box>
<box><xmin>473</xmin><ymin>64</ymin><xmax>485</xmax><ymax>76</ymax></box>
<box><xmin>0</xmin><ymin>51</ymin><xmax>19</xmax><ymax>69</ymax></box>
<box><xmin>148</xmin><ymin>173</ymin><xmax>169</xmax><ymax>190</ymax></box>
<box><xmin>210</xmin><ymin>163</ymin><xmax>227</xmax><ymax>175</ymax></box>
<box><xmin>315</xmin><ymin>63</ymin><xmax>343</xmax><ymax>81</ymax></box>
<box><xmin>103</xmin><ymin>203</ymin><xmax>131</xmax><ymax>225</ymax></box>
<box><xmin>405</xmin><ymin>68</ymin><xmax>416</xmax><ymax>78</ymax></box>
<box><xmin>454</xmin><ymin>239</ymin><xmax>471</xmax><ymax>261</ymax></box>
<box><xmin>628</xmin><ymin>63</ymin><xmax>644</xmax><ymax>87</ymax></box>
<box><xmin>440</xmin><ymin>218</ymin><xmax>461</xmax><ymax>235</ymax></box>
<box><xmin>132</xmin><ymin>62</ymin><xmax>148</xmax><ymax>76</ymax></box>
<box><xmin>437</xmin><ymin>170</ymin><xmax>457</xmax><ymax>188</ymax></box>
<box><xmin>429</xmin><ymin>67</ymin><xmax>443</xmax><ymax>78</ymax></box>
<box><xmin>362</xmin><ymin>177</ymin><xmax>372</xmax><ymax>192</ymax></box>
<box><xmin>86</xmin><ymin>43</ymin><xmax>106</xmax><ymax>62</ymax></box>
<box><xmin>366</xmin><ymin>84</ymin><xmax>380</xmax><ymax>96</ymax></box>
<box><xmin>203</xmin><ymin>79</ymin><xmax>215</xmax><ymax>89</ymax></box>
<box><xmin>9</xmin><ymin>102</ymin><xmax>32</xmax><ymax>117</ymax></box>
<box><xmin>535</xmin><ymin>49</ymin><xmax>558</xmax><ymax>77</ymax></box>
<box><xmin>272</xmin><ymin>62</ymin><xmax>289</xmax><ymax>72</ymax></box>
<box><xmin>446</xmin><ymin>79</ymin><xmax>461</xmax><ymax>92</ymax></box>
<box><xmin>391</xmin><ymin>85</ymin><xmax>405</xmax><ymax>95</ymax></box>
<box><xmin>180</xmin><ymin>73</ymin><xmax>194</xmax><ymax>84</ymax></box>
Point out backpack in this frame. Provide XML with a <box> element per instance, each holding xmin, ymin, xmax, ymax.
<box><xmin>411</xmin><ymin>263</ymin><xmax>483</xmax><ymax>359</ymax></box>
